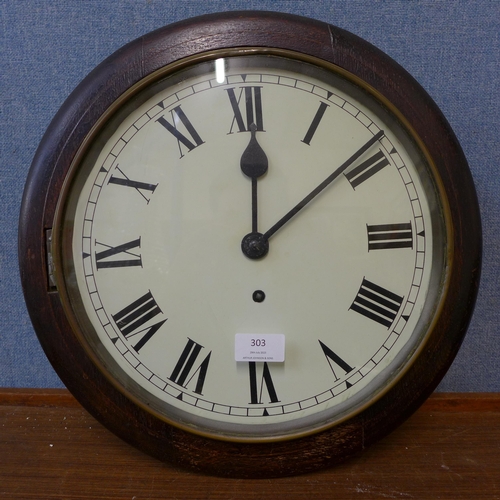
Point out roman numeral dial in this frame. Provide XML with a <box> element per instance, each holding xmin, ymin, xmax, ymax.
<box><xmin>70</xmin><ymin>58</ymin><xmax>435</xmax><ymax>435</ymax></box>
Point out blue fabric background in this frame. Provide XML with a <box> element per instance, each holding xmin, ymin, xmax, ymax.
<box><xmin>1</xmin><ymin>1</ymin><xmax>498</xmax><ymax>390</ymax></box>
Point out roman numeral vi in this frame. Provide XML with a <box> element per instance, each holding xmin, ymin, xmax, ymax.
<box><xmin>248</xmin><ymin>362</ymin><xmax>279</xmax><ymax>405</ymax></box>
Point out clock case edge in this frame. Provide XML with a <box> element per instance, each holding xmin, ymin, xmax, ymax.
<box><xmin>18</xmin><ymin>11</ymin><xmax>482</xmax><ymax>477</ymax></box>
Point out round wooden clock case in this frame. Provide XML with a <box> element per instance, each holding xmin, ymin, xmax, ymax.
<box><xmin>19</xmin><ymin>11</ymin><xmax>481</xmax><ymax>477</ymax></box>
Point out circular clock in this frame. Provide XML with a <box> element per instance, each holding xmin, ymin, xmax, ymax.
<box><xmin>19</xmin><ymin>11</ymin><xmax>481</xmax><ymax>477</ymax></box>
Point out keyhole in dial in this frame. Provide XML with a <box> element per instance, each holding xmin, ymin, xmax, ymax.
<box><xmin>253</xmin><ymin>290</ymin><xmax>266</xmax><ymax>303</ymax></box>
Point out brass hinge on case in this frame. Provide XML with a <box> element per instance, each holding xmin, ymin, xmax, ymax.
<box><xmin>45</xmin><ymin>228</ymin><xmax>57</xmax><ymax>292</ymax></box>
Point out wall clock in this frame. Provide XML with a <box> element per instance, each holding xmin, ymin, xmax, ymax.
<box><xmin>19</xmin><ymin>11</ymin><xmax>481</xmax><ymax>477</ymax></box>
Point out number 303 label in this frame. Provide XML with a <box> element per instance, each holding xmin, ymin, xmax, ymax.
<box><xmin>235</xmin><ymin>333</ymin><xmax>285</xmax><ymax>362</ymax></box>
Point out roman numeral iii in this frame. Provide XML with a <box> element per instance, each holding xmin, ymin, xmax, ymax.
<box><xmin>367</xmin><ymin>222</ymin><xmax>413</xmax><ymax>250</ymax></box>
<box><xmin>350</xmin><ymin>278</ymin><xmax>404</xmax><ymax>328</ymax></box>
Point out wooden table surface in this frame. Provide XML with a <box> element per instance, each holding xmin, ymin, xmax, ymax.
<box><xmin>0</xmin><ymin>389</ymin><xmax>498</xmax><ymax>499</ymax></box>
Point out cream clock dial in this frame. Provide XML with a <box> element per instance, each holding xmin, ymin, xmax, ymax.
<box><xmin>59</xmin><ymin>54</ymin><xmax>443</xmax><ymax>438</ymax></box>
<box><xmin>20</xmin><ymin>12</ymin><xmax>480</xmax><ymax>477</ymax></box>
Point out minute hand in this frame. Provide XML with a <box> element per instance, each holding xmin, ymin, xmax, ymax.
<box><xmin>263</xmin><ymin>130</ymin><xmax>385</xmax><ymax>240</ymax></box>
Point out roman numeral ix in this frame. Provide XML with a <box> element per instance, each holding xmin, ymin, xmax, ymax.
<box><xmin>95</xmin><ymin>238</ymin><xmax>142</xmax><ymax>269</ymax></box>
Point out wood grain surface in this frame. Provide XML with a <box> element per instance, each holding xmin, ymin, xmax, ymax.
<box><xmin>0</xmin><ymin>389</ymin><xmax>498</xmax><ymax>499</ymax></box>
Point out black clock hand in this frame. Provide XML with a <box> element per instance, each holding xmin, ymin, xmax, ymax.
<box><xmin>263</xmin><ymin>130</ymin><xmax>385</xmax><ymax>240</ymax></box>
<box><xmin>240</xmin><ymin>123</ymin><xmax>268</xmax><ymax>233</ymax></box>
<box><xmin>241</xmin><ymin>130</ymin><xmax>384</xmax><ymax>259</ymax></box>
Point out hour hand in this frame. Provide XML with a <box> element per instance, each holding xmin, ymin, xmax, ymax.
<box><xmin>240</xmin><ymin>124</ymin><xmax>270</xmax><ymax>259</ymax></box>
<box><xmin>241</xmin><ymin>123</ymin><xmax>268</xmax><ymax>178</ymax></box>
<box><xmin>240</xmin><ymin>123</ymin><xmax>268</xmax><ymax>233</ymax></box>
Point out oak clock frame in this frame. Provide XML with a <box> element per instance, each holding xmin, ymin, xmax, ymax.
<box><xmin>19</xmin><ymin>11</ymin><xmax>481</xmax><ymax>477</ymax></box>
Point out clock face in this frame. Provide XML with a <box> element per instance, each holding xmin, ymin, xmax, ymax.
<box><xmin>56</xmin><ymin>52</ymin><xmax>447</xmax><ymax>440</ymax></box>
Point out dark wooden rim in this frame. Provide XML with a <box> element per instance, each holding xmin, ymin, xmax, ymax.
<box><xmin>19</xmin><ymin>11</ymin><xmax>481</xmax><ymax>477</ymax></box>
